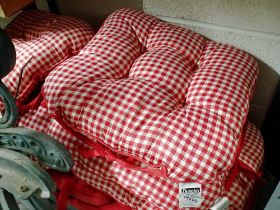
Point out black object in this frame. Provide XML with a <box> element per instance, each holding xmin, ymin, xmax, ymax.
<box><xmin>262</xmin><ymin>81</ymin><xmax>280</xmax><ymax>181</ymax></box>
<box><xmin>0</xmin><ymin>28</ymin><xmax>18</xmax><ymax>128</ymax></box>
<box><xmin>0</xmin><ymin>28</ymin><xmax>16</xmax><ymax>78</ymax></box>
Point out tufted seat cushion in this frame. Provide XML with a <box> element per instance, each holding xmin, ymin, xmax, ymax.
<box><xmin>18</xmin><ymin>105</ymin><xmax>263</xmax><ymax>209</ymax></box>
<box><xmin>3</xmin><ymin>10</ymin><xmax>94</xmax><ymax>107</ymax></box>
<box><xmin>43</xmin><ymin>9</ymin><xmax>259</xmax><ymax>183</ymax></box>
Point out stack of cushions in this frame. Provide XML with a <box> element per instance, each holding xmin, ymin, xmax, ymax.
<box><xmin>2</xmin><ymin>9</ymin><xmax>94</xmax><ymax>112</ymax></box>
<box><xmin>20</xmin><ymin>112</ymin><xmax>263</xmax><ymax>209</ymax></box>
<box><xmin>12</xmin><ymin>9</ymin><xmax>263</xmax><ymax>209</ymax></box>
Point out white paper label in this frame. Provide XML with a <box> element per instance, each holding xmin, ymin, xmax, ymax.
<box><xmin>179</xmin><ymin>183</ymin><xmax>204</xmax><ymax>208</ymax></box>
<box><xmin>209</xmin><ymin>197</ymin><xmax>229</xmax><ymax>210</ymax></box>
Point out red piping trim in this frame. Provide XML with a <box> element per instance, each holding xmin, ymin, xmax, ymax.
<box><xmin>53</xmin><ymin>112</ymin><xmax>169</xmax><ymax>178</ymax></box>
<box><xmin>17</xmin><ymin>91</ymin><xmax>44</xmax><ymax>115</ymax></box>
<box><xmin>225</xmin><ymin>123</ymin><xmax>247</xmax><ymax>190</ymax></box>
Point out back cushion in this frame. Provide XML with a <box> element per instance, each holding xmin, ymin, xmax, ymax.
<box><xmin>3</xmin><ymin>10</ymin><xmax>94</xmax><ymax>105</ymax></box>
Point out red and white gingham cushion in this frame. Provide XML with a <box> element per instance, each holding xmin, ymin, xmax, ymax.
<box><xmin>238</xmin><ymin>121</ymin><xmax>264</xmax><ymax>172</ymax></box>
<box><xmin>186</xmin><ymin>41</ymin><xmax>258</xmax><ymax>136</ymax></box>
<box><xmin>3</xmin><ymin>10</ymin><xmax>94</xmax><ymax>104</ymax></box>
<box><xmin>226</xmin><ymin>121</ymin><xmax>264</xmax><ymax>210</ymax></box>
<box><xmin>226</xmin><ymin>171</ymin><xmax>254</xmax><ymax>210</ymax></box>
<box><xmin>43</xmin><ymin>9</ymin><xmax>258</xmax><ymax>182</ymax></box>
<box><xmin>18</xmin><ymin>106</ymin><xmax>263</xmax><ymax>209</ymax></box>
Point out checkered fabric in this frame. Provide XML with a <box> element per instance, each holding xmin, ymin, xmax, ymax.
<box><xmin>226</xmin><ymin>121</ymin><xmax>264</xmax><ymax>210</ymax></box>
<box><xmin>238</xmin><ymin>122</ymin><xmax>264</xmax><ymax>173</ymax></box>
<box><xmin>18</xmin><ymin>106</ymin><xmax>263</xmax><ymax>209</ymax></box>
<box><xmin>43</xmin><ymin>9</ymin><xmax>259</xmax><ymax>183</ymax></box>
<box><xmin>226</xmin><ymin>171</ymin><xmax>254</xmax><ymax>210</ymax></box>
<box><xmin>186</xmin><ymin>41</ymin><xmax>258</xmax><ymax>137</ymax></box>
<box><xmin>3</xmin><ymin>10</ymin><xmax>94</xmax><ymax>105</ymax></box>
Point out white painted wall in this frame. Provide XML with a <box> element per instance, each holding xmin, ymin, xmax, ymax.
<box><xmin>144</xmin><ymin>0</ymin><xmax>280</xmax><ymax>34</ymax></box>
<box><xmin>144</xmin><ymin>0</ymin><xmax>280</xmax><ymax>127</ymax></box>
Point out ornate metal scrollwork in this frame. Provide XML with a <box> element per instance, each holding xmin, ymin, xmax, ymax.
<box><xmin>0</xmin><ymin>148</ymin><xmax>56</xmax><ymax>199</ymax></box>
<box><xmin>0</xmin><ymin>128</ymin><xmax>73</xmax><ymax>172</ymax></box>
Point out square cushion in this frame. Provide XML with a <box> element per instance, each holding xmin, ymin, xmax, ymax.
<box><xmin>43</xmin><ymin>9</ymin><xmax>259</xmax><ymax>183</ymax></box>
